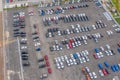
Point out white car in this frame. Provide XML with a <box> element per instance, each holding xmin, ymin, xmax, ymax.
<box><xmin>99</xmin><ymin>52</ymin><xmax>104</xmax><ymax>58</ymax></box>
<box><xmin>92</xmin><ymin>25</ymin><xmax>96</xmax><ymax>30</ymax></box>
<box><xmin>66</xmin><ymin>29</ymin><xmax>70</xmax><ymax>34</ymax></box>
<box><xmin>89</xmin><ymin>72</ymin><xmax>94</xmax><ymax>79</ymax></box>
<box><xmin>75</xmin><ymin>41</ymin><xmax>78</xmax><ymax>47</ymax></box>
<box><xmin>84</xmin><ymin>40</ymin><xmax>87</xmax><ymax>45</ymax></box>
<box><xmin>77</xmin><ymin>41</ymin><xmax>81</xmax><ymax>46</ymax></box>
<box><xmin>76</xmin><ymin>52</ymin><xmax>80</xmax><ymax>58</ymax></box>
<box><xmin>84</xmin><ymin>55</ymin><xmax>90</xmax><ymax>62</ymax></box>
<box><xmin>79</xmin><ymin>58</ymin><xmax>83</xmax><ymax>64</ymax></box>
<box><xmin>72</xmin><ymin>42</ymin><xmax>76</xmax><ymax>48</ymax></box>
<box><xmin>72</xmin><ymin>59</ymin><xmax>77</xmax><ymax>65</ymax></box>
<box><xmin>61</xmin><ymin>56</ymin><xmax>65</xmax><ymax>62</ymax></box>
<box><xmin>105</xmin><ymin>51</ymin><xmax>110</xmax><ymax>56</ymax></box>
<box><xmin>56</xmin><ymin>63</ymin><xmax>61</xmax><ymax>69</ymax></box>
<box><xmin>54</xmin><ymin>58</ymin><xmax>58</xmax><ymax>63</ymax></box>
<box><xmin>118</xmin><ymin>64</ymin><xmax>120</xmax><ymax>68</ymax></box>
<box><xmin>21</xmin><ymin>38</ymin><xmax>27</xmax><ymax>41</ymax></box>
<box><xmin>76</xmin><ymin>28</ymin><xmax>79</xmax><ymax>33</ymax></box>
<box><xmin>99</xmin><ymin>70</ymin><xmax>104</xmax><ymax>76</ymax></box>
<box><xmin>84</xmin><ymin>50</ymin><xmax>89</xmax><ymax>55</ymax></box>
<box><xmin>57</xmin><ymin>57</ymin><xmax>61</xmax><ymax>62</ymax></box>
<box><xmin>71</xmin><ymin>25</ymin><xmax>75</xmax><ymax>29</ymax></box>
<box><xmin>60</xmin><ymin>62</ymin><xmax>64</xmax><ymax>69</ymax></box>
<box><xmin>53</xmin><ymin>45</ymin><xmax>56</xmax><ymax>51</ymax></box>
<box><xmin>21</xmin><ymin>46</ymin><xmax>27</xmax><ymax>50</ymax></box>
<box><xmin>58</xmin><ymin>31</ymin><xmax>61</xmax><ymax>36</ymax></box>
<box><xmin>56</xmin><ymin>45</ymin><xmax>60</xmax><ymax>51</ymax></box>
<box><xmin>70</xmin><ymin>54</ymin><xmax>74</xmax><ymax>59</ymax></box>
<box><xmin>69</xmin><ymin>59</ymin><xmax>73</xmax><ymax>65</ymax></box>
<box><xmin>66</xmin><ymin>60</ymin><xmax>71</xmax><ymax>67</ymax></box>
<box><xmin>100</xmin><ymin>46</ymin><xmax>104</xmax><ymax>51</ymax></box>
<box><xmin>48</xmin><ymin>32</ymin><xmax>52</xmax><ymax>37</ymax></box>
<box><xmin>108</xmin><ymin>50</ymin><xmax>113</xmax><ymax>55</ymax></box>
<box><xmin>82</xmin><ymin>57</ymin><xmax>86</xmax><ymax>63</ymax></box>
<box><xmin>106</xmin><ymin>44</ymin><xmax>111</xmax><ymax>50</ymax></box>
<box><xmin>64</xmin><ymin>55</ymin><xmax>68</xmax><ymax>60</ymax></box>
<box><xmin>34</xmin><ymin>42</ymin><xmax>41</xmax><ymax>46</ymax></box>
<box><xmin>66</xmin><ymin>44</ymin><xmax>70</xmax><ymax>49</ymax></box>
<box><xmin>92</xmin><ymin>72</ymin><xmax>97</xmax><ymax>79</ymax></box>
<box><xmin>85</xmin><ymin>67</ymin><xmax>90</xmax><ymax>73</ymax></box>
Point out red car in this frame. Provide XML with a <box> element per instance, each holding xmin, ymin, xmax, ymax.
<box><xmin>102</xmin><ymin>69</ymin><xmax>108</xmax><ymax>76</ymax></box>
<box><xmin>68</xmin><ymin>43</ymin><xmax>73</xmax><ymax>49</ymax></box>
<box><xmin>117</xmin><ymin>43</ymin><xmax>120</xmax><ymax>47</ymax></box>
<box><xmin>69</xmin><ymin>39</ymin><xmax>74</xmax><ymax>43</ymax></box>
<box><xmin>93</xmin><ymin>53</ymin><xmax>98</xmax><ymax>59</ymax></box>
<box><xmin>44</xmin><ymin>55</ymin><xmax>48</xmax><ymax>60</ymax></box>
<box><xmin>47</xmin><ymin>68</ymin><xmax>52</xmax><ymax>74</ymax></box>
<box><xmin>46</xmin><ymin>61</ymin><xmax>50</xmax><ymax>67</ymax></box>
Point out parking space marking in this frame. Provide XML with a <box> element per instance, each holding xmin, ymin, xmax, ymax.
<box><xmin>17</xmin><ymin>37</ymin><xmax>24</xmax><ymax>80</ymax></box>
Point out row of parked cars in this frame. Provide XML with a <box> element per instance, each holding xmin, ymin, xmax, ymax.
<box><xmin>38</xmin><ymin>55</ymin><xmax>52</xmax><ymax>79</ymax></box>
<box><xmin>39</xmin><ymin>3</ymin><xmax>89</xmax><ymax>16</ymax></box>
<box><xmin>46</xmin><ymin>21</ymin><xmax>106</xmax><ymax>38</ymax></box>
<box><xmin>117</xmin><ymin>42</ymin><xmax>120</xmax><ymax>53</ymax></box>
<box><xmin>13</xmin><ymin>12</ymin><xmax>26</xmax><ymax>37</ymax></box>
<box><xmin>31</xmin><ymin>24</ymin><xmax>41</xmax><ymax>52</ymax></box>
<box><xmin>93</xmin><ymin>44</ymin><xmax>115</xmax><ymax>59</ymax></box>
<box><xmin>98</xmin><ymin>61</ymin><xmax>120</xmax><ymax>77</ymax></box>
<box><xmin>82</xmin><ymin>67</ymin><xmax>98</xmax><ymax>79</ymax></box>
<box><xmin>42</xmin><ymin>13</ymin><xmax>89</xmax><ymax>26</ymax></box>
<box><xmin>12</xmin><ymin>12</ymin><xmax>31</xmax><ymax>67</ymax></box>
<box><xmin>54</xmin><ymin>50</ymin><xmax>90</xmax><ymax>69</ymax></box>
<box><xmin>112</xmin><ymin>24</ymin><xmax>120</xmax><ymax>33</ymax></box>
<box><xmin>49</xmin><ymin>32</ymin><xmax>104</xmax><ymax>52</ymax></box>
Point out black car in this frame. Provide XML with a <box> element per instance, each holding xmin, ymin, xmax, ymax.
<box><xmin>20</xmin><ymin>32</ymin><xmax>26</xmax><ymax>34</ymax></box>
<box><xmin>33</xmin><ymin>36</ymin><xmax>39</xmax><ymax>39</ymax></box>
<box><xmin>39</xmin><ymin>64</ymin><xmax>46</xmax><ymax>68</ymax></box>
<box><xmin>14</xmin><ymin>34</ymin><xmax>20</xmax><ymax>37</ymax></box>
<box><xmin>38</xmin><ymin>58</ymin><xmax>44</xmax><ymax>62</ymax></box>
<box><xmin>22</xmin><ymin>56</ymin><xmax>28</xmax><ymax>60</ymax></box>
<box><xmin>14</xmin><ymin>32</ymin><xmax>19</xmax><ymax>34</ymax></box>
<box><xmin>22</xmin><ymin>61</ymin><xmax>30</xmax><ymax>66</ymax></box>
<box><xmin>20</xmin><ymin>25</ymin><xmax>25</xmax><ymax>28</ymax></box>
<box><xmin>22</xmin><ymin>54</ymin><xmax>29</xmax><ymax>57</ymax></box>
<box><xmin>32</xmin><ymin>32</ymin><xmax>38</xmax><ymax>35</ymax></box>
<box><xmin>50</xmin><ymin>47</ymin><xmax>54</xmax><ymax>52</ymax></box>
<box><xmin>20</xmin><ymin>34</ymin><xmax>26</xmax><ymax>37</ymax></box>
<box><xmin>13</xmin><ymin>29</ymin><xmax>19</xmax><ymax>31</ymax></box>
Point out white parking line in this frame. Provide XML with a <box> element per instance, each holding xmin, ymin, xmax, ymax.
<box><xmin>17</xmin><ymin>37</ymin><xmax>24</xmax><ymax>80</ymax></box>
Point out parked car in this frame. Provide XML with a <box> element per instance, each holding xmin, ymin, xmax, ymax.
<box><xmin>44</xmin><ymin>55</ymin><xmax>48</xmax><ymax>60</ymax></box>
<box><xmin>47</xmin><ymin>68</ymin><xmax>52</xmax><ymax>74</ymax></box>
<box><xmin>98</xmin><ymin>63</ymin><xmax>103</xmax><ymax>69</ymax></box>
<box><xmin>40</xmin><ymin>73</ymin><xmax>48</xmax><ymax>79</ymax></box>
<box><xmin>39</xmin><ymin>64</ymin><xmax>46</xmax><ymax>68</ymax></box>
<box><xmin>104</xmin><ymin>61</ymin><xmax>110</xmax><ymax>68</ymax></box>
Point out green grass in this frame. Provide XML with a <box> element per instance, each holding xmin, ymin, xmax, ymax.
<box><xmin>115</xmin><ymin>18</ymin><xmax>120</xmax><ymax>25</ymax></box>
<box><xmin>112</xmin><ymin>0</ymin><xmax>120</xmax><ymax>13</ymax></box>
<box><xmin>3</xmin><ymin>6</ymin><xmax>29</xmax><ymax>10</ymax></box>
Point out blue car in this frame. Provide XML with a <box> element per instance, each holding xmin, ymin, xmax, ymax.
<box><xmin>114</xmin><ymin>65</ymin><xmax>119</xmax><ymax>71</ymax></box>
<box><xmin>36</xmin><ymin>48</ymin><xmax>41</xmax><ymax>51</ymax></box>
<box><xmin>104</xmin><ymin>61</ymin><xmax>110</xmax><ymax>68</ymax></box>
<box><xmin>73</xmin><ymin>53</ymin><xmax>78</xmax><ymax>59</ymax></box>
<box><xmin>117</xmin><ymin>48</ymin><xmax>120</xmax><ymax>53</ymax></box>
<box><xmin>111</xmin><ymin>66</ymin><xmax>116</xmax><ymax>72</ymax></box>
<box><xmin>95</xmin><ymin>48</ymin><xmax>99</xmax><ymax>53</ymax></box>
<box><xmin>98</xmin><ymin>63</ymin><xmax>103</xmax><ymax>69</ymax></box>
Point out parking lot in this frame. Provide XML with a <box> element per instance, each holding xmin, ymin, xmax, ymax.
<box><xmin>4</xmin><ymin>0</ymin><xmax>120</xmax><ymax>80</ymax></box>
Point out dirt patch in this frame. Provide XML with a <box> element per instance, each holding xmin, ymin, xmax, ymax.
<box><xmin>0</xmin><ymin>12</ymin><xmax>4</xmax><ymax>80</ymax></box>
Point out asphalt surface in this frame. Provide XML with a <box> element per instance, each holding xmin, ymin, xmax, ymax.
<box><xmin>4</xmin><ymin>1</ymin><xmax>120</xmax><ymax>80</ymax></box>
